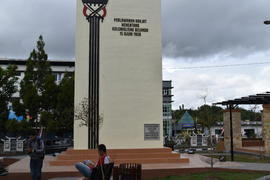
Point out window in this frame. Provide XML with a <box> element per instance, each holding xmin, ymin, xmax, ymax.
<box><xmin>163</xmin><ymin>103</ymin><xmax>172</xmax><ymax>117</ymax></box>
<box><xmin>15</xmin><ymin>72</ymin><xmax>21</xmax><ymax>77</ymax></box>
<box><xmin>52</xmin><ymin>73</ymin><xmax>57</xmax><ymax>81</ymax></box>
<box><xmin>215</xmin><ymin>129</ymin><xmax>222</xmax><ymax>135</ymax></box>
<box><xmin>163</xmin><ymin>89</ymin><xmax>171</xmax><ymax>96</ymax></box>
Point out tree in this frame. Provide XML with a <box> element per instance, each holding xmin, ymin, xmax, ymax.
<box><xmin>238</xmin><ymin>106</ymin><xmax>261</xmax><ymax>121</ymax></box>
<box><xmin>74</xmin><ymin>97</ymin><xmax>103</xmax><ymax>127</ymax></box>
<box><xmin>55</xmin><ymin>74</ymin><xmax>74</xmax><ymax>132</ymax></box>
<box><xmin>197</xmin><ymin>105</ymin><xmax>223</xmax><ymax>132</ymax></box>
<box><xmin>0</xmin><ymin>65</ymin><xmax>18</xmax><ymax>134</ymax></box>
<box><xmin>20</xmin><ymin>35</ymin><xmax>53</xmax><ymax>127</ymax></box>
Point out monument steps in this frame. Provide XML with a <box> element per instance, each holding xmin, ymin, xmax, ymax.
<box><xmin>49</xmin><ymin>148</ymin><xmax>189</xmax><ymax>166</ymax></box>
<box><xmin>57</xmin><ymin>153</ymin><xmax>180</xmax><ymax>160</ymax></box>
<box><xmin>64</xmin><ymin>148</ymin><xmax>172</xmax><ymax>154</ymax></box>
<box><xmin>50</xmin><ymin>158</ymin><xmax>189</xmax><ymax>166</ymax></box>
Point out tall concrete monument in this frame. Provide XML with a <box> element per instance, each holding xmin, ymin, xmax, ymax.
<box><xmin>74</xmin><ymin>0</ymin><xmax>163</xmax><ymax>149</ymax></box>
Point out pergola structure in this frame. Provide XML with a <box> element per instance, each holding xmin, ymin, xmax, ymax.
<box><xmin>215</xmin><ymin>92</ymin><xmax>270</xmax><ymax>106</ymax></box>
<box><xmin>214</xmin><ymin>92</ymin><xmax>270</xmax><ymax>161</ymax></box>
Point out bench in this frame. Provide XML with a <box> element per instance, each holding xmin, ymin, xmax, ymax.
<box><xmin>113</xmin><ymin>163</ymin><xmax>142</xmax><ymax>180</ymax></box>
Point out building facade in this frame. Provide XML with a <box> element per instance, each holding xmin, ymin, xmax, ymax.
<box><xmin>0</xmin><ymin>59</ymin><xmax>75</xmax><ymax>97</ymax></box>
<box><xmin>163</xmin><ymin>80</ymin><xmax>173</xmax><ymax>138</ymax></box>
<box><xmin>210</xmin><ymin>121</ymin><xmax>262</xmax><ymax>138</ymax></box>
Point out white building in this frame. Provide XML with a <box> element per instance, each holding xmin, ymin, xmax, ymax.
<box><xmin>0</xmin><ymin>58</ymin><xmax>75</xmax><ymax>97</ymax></box>
<box><xmin>210</xmin><ymin>121</ymin><xmax>262</xmax><ymax>138</ymax></box>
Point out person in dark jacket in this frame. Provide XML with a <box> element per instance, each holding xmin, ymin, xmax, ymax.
<box><xmin>28</xmin><ymin>130</ymin><xmax>44</xmax><ymax>180</ymax></box>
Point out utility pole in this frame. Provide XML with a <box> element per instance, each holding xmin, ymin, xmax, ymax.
<box><xmin>229</xmin><ymin>105</ymin><xmax>234</xmax><ymax>161</ymax></box>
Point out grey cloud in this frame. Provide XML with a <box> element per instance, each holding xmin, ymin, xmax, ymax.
<box><xmin>1</xmin><ymin>0</ymin><xmax>270</xmax><ymax>60</ymax></box>
<box><xmin>162</xmin><ymin>0</ymin><xmax>270</xmax><ymax>58</ymax></box>
<box><xmin>0</xmin><ymin>0</ymin><xmax>76</xmax><ymax>59</ymax></box>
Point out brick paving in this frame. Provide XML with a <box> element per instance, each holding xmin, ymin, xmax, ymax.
<box><xmin>3</xmin><ymin>153</ymin><xmax>270</xmax><ymax>179</ymax></box>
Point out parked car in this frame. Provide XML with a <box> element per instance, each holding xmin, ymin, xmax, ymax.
<box><xmin>45</xmin><ymin>138</ymin><xmax>72</xmax><ymax>154</ymax></box>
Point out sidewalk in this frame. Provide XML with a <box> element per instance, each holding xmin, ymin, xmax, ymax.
<box><xmin>184</xmin><ymin>153</ymin><xmax>270</xmax><ymax>171</ymax></box>
<box><xmin>256</xmin><ymin>175</ymin><xmax>270</xmax><ymax>180</ymax></box>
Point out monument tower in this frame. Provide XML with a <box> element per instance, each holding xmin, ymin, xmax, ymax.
<box><xmin>74</xmin><ymin>0</ymin><xmax>163</xmax><ymax>149</ymax></box>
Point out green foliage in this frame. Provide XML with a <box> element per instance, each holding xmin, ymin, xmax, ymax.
<box><xmin>0</xmin><ymin>65</ymin><xmax>18</xmax><ymax>133</ymax></box>
<box><xmin>18</xmin><ymin>36</ymin><xmax>74</xmax><ymax>133</ymax></box>
<box><xmin>0</xmin><ymin>36</ymin><xmax>75</xmax><ymax>135</ymax></box>
<box><xmin>5</xmin><ymin>119</ymin><xmax>32</xmax><ymax>136</ymax></box>
<box><xmin>5</xmin><ymin>119</ymin><xmax>19</xmax><ymax>134</ymax></box>
<box><xmin>197</xmin><ymin>105</ymin><xmax>223</xmax><ymax>130</ymax></box>
<box><xmin>40</xmin><ymin>111</ymin><xmax>56</xmax><ymax>132</ymax></box>
<box><xmin>164</xmin><ymin>138</ymin><xmax>176</xmax><ymax>148</ymax></box>
<box><xmin>152</xmin><ymin>172</ymin><xmax>268</xmax><ymax>180</ymax></box>
<box><xmin>180</xmin><ymin>130</ymin><xmax>192</xmax><ymax>146</ymax></box>
<box><xmin>42</xmin><ymin>74</ymin><xmax>59</xmax><ymax>111</ymax></box>
<box><xmin>20</xmin><ymin>35</ymin><xmax>54</xmax><ymax>126</ymax></box>
<box><xmin>11</xmin><ymin>98</ymin><xmax>25</xmax><ymax>116</ymax></box>
<box><xmin>173</xmin><ymin>105</ymin><xmax>223</xmax><ymax>131</ymax></box>
<box><xmin>55</xmin><ymin>74</ymin><xmax>74</xmax><ymax>132</ymax></box>
<box><xmin>238</xmin><ymin>107</ymin><xmax>261</xmax><ymax>121</ymax></box>
<box><xmin>173</xmin><ymin>104</ymin><xmax>261</xmax><ymax>134</ymax></box>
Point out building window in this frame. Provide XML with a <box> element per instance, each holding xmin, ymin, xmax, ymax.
<box><xmin>215</xmin><ymin>129</ymin><xmax>222</xmax><ymax>135</ymax></box>
<box><xmin>52</xmin><ymin>73</ymin><xmax>57</xmax><ymax>81</ymax></box>
<box><xmin>163</xmin><ymin>89</ymin><xmax>171</xmax><ymax>96</ymax></box>
<box><xmin>15</xmin><ymin>72</ymin><xmax>21</xmax><ymax>77</ymax></box>
<box><xmin>163</xmin><ymin>103</ymin><xmax>172</xmax><ymax>117</ymax></box>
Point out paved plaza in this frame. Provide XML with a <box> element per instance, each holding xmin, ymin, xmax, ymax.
<box><xmin>1</xmin><ymin>153</ymin><xmax>269</xmax><ymax>180</ymax></box>
<box><xmin>7</xmin><ymin>153</ymin><xmax>270</xmax><ymax>173</ymax></box>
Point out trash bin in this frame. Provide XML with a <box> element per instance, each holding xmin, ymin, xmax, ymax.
<box><xmin>119</xmin><ymin>163</ymin><xmax>141</xmax><ymax>180</ymax></box>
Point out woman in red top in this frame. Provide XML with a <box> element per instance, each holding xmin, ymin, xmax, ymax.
<box><xmin>75</xmin><ymin>144</ymin><xmax>111</xmax><ymax>178</ymax></box>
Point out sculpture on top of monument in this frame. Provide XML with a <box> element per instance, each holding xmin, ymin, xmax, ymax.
<box><xmin>82</xmin><ymin>0</ymin><xmax>108</xmax><ymax>20</ymax></box>
<box><xmin>82</xmin><ymin>0</ymin><xmax>108</xmax><ymax>4</ymax></box>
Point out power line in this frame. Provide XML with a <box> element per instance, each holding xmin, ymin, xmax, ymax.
<box><xmin>163</xmin><ymin>61</ymin><xmax>270</xmax><ymax>70</ymax></box>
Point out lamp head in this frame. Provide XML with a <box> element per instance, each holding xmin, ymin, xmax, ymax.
<box><xmin>82</xmin><ymin>0</ymin><xmax>108</xmax><ymax>5</ymax></box>
<box><xmin>264</xmin><ymin>20</ymin><xmax>270</xmax><ymax>25</ymax></box>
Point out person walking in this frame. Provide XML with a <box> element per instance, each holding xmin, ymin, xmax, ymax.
<box><xmin>28</xmin><ymin>129</ymin><xmax>45</xmax><ymax>180</ymax></box>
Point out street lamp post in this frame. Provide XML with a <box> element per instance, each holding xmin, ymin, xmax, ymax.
<box><xmin>81</xmin><ymin>0</ymin><xmax>108</xmax><ymax>149</ymax></box>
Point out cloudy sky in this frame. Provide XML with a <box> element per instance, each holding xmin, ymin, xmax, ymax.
<box><xmin>1</xmin><ymin>0</ymin><xmax>270</xmax><ymax>109</ymax></box>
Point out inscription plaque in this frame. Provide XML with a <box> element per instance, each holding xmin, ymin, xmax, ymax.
<box><xmin>144</xmin><ymin>124</ymin><xmax>160</xmax><ymax>140</ymax></box>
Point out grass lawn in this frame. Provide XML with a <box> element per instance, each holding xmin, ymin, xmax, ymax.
<box><xmin>153</xmin><ymin>171</ymin><xmax>269</xmax><ymax>180</ymax></box>
<box><xmin>205</xmin><ymin>154</ymin><xmax>270</xmax><ymax>163</ymax></box>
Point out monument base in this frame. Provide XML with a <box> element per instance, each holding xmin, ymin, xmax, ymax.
<box><xmin>49</xmin><ymin>148</ymin><xmax>189</xmax><ymax>166</ymax></box>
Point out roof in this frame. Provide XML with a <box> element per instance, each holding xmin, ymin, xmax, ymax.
<box><xmin>175</xmin><ymin>111</ymin><xmax>195</xmax><ymax>130</ymax></box>
<box><xmin>0</xmin><ymin>59</ymin><xmax>75</xmax><ymax>67</ymax></box>
<box><xmin>215</xmin><ymin>92</ymin><xmax>270</xmax><ymax>105</ymax></box>
<box><xmin>180</xmin><ymin>111</ymin><xmax>195</xmax><ymax>127</ymax></box>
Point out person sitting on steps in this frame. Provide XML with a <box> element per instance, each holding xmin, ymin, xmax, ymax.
<box><xmin>75</xmin><ymin>144</ymin><xmax>111</xmax><ymax>178</ymax></box>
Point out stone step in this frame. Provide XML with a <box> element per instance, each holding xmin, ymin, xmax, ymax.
<box><xmin>49</xmin><ymin>148</ymin><xmax>189</xmax><ymax>166</ymax></box>
<box><xmin>65</xmin><ymin>148</ymin><xmax>172</xmax><ymax>155</ymax></box>
<box><xmin>50</xmin><ymin>158</ymin><xmax>189</xmax><ymax>166</ymax></box>
<box><xmin>57</xmin><ymin>153</ymin><xmax>180</xmax><ymax>160</ymax></box>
